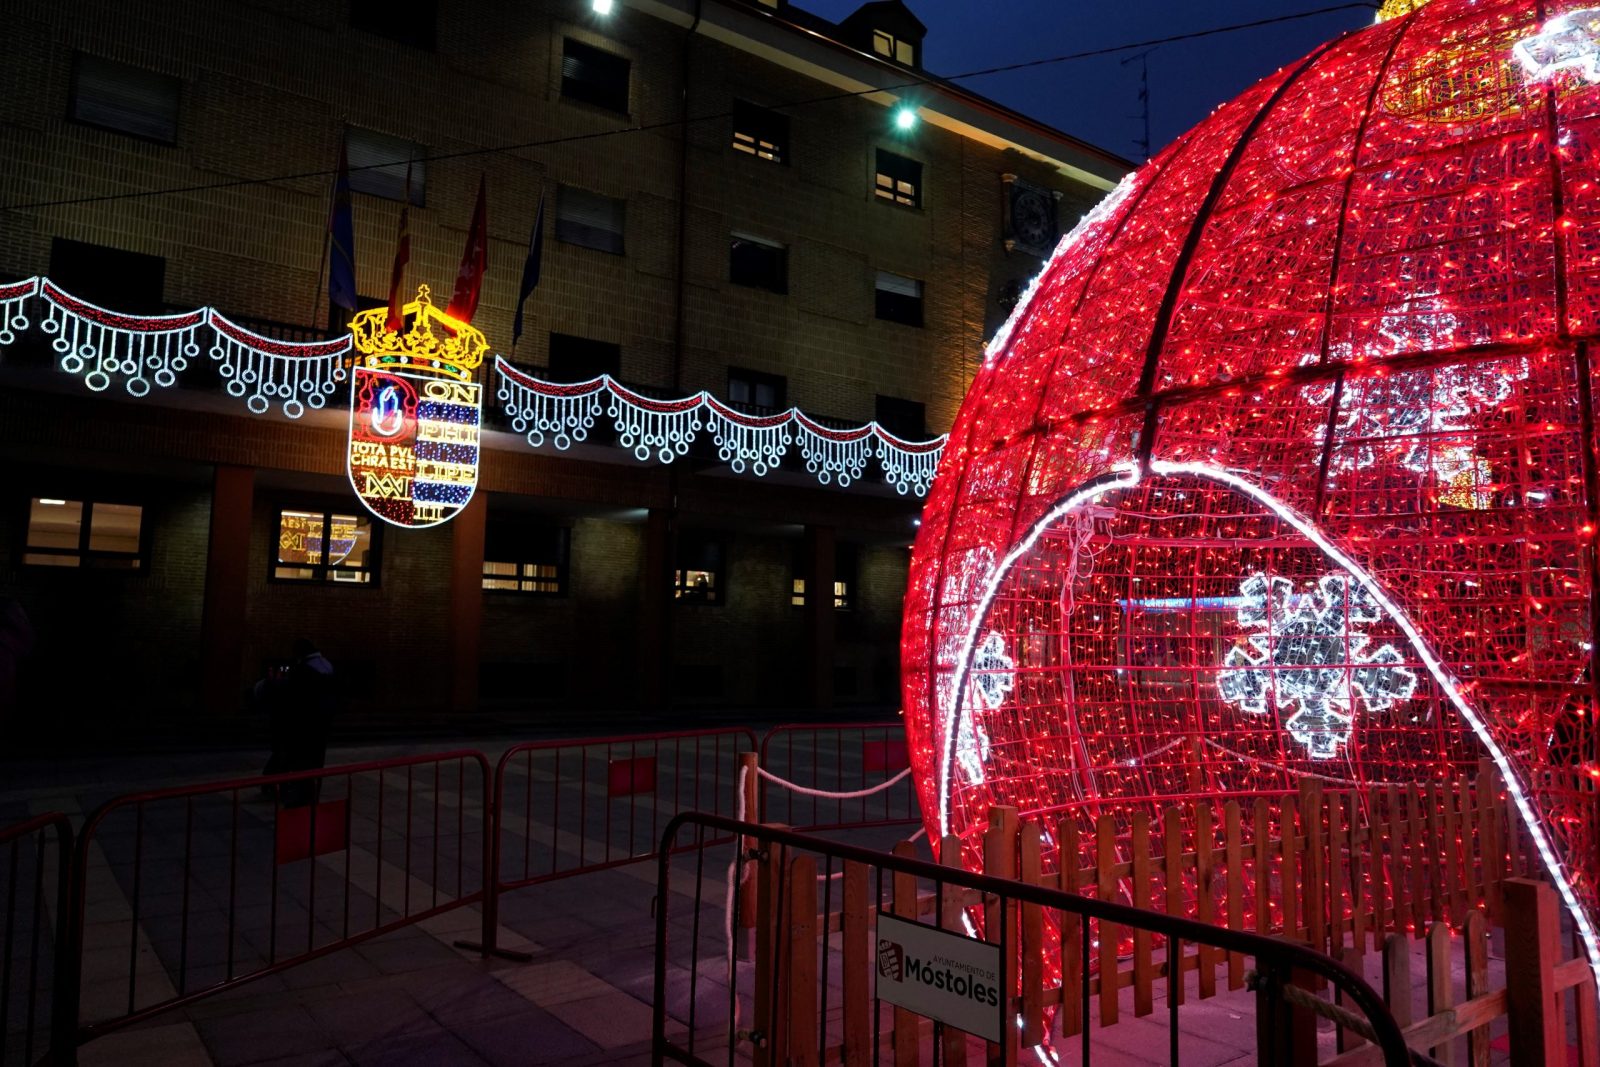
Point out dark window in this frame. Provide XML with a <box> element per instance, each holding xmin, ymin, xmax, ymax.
<box><xmin>273</xmin><ymin>509</ymin><xmax>378</xmax><ymax>584</ymax></box>
<box><xmin>547</xmin><ymin>333</ymin><xmax>621</xmax><ymax>383</ymax></box>
<box><xmin>730</xmin><ymin>234</ymin><xmax>787</xmax><ymax>294</ymax></box>
<box><xmin>791</xmin><ymin>541</ymin><xmax>857</xmax><ymax>610</ymax></box>
<box><xmin>875</xmin><ymin>149</ymin><xmax>921</xmax><ymax>208</ymax></box>
<box><xmin>70</xmin><ymin>54</ymin><xmax>180</xmax><ymax>143</ymax></box>
<box><xmin>674</xmin><ymin>534</ymin><xmax>725</xmax><ymax>605</ymax></box>
<box><xmin>49</xmin><ymin>239</ymin><xmax>165</xmax><ymax>314</ymax></box>
<box><xmin>24</xmin><ymin>497</ymin><xmax>143</xmax><ymax>569</ymax></box>
<box><xmin>875</xmin><ymin>395</ymin><xmax>926</xmax><ymax>441</ymax></box>
<box><xmin>875</xmin><ymin>271</ymin><xmax>924</xmax><ymax>327</ymax></box>
<box><xmin>561</xmin><ymin>38</ymin><xmax>630</xmax><ymax>114</ymax></box>
<box><xmin>330</xmin><ymin>294</ymin><xmax>386</xmax><ymax>334</ymax></box>
<box><xmin>727</xmin><ymin>367</ymin><xmax>786</xmax><ymax>412</ymax></box>
<box><xmin>483</xmin><ymin>521</ymin><xmax>569</xmax><ymax>595</ymax></box>
<box><xmin>350</xmin><ymin>0</ymin><xmax>437</xmax><ymax>49</ymax></box>
<box><xmin>732</xmin><ymin>99</ymin><xmax>788</xmax><ymax>164</ymax></box>
<box><xmin>555</xmin><ymin>186</ymin><xmax>625</xmax><ymax>255</ymax></box>
<box><xmin>346</xmin><ymin>128</ymin><xmax>425</xmax><ymax>205</ymax></box>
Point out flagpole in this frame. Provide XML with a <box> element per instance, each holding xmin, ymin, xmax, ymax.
<box><xmin>309</xmin><ymin>137</ymin><xmax>339</xmax><ymax>331</ymax></box>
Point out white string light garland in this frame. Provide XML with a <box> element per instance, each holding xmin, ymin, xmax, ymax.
<box><xmin>494</xmin><ymin>356</ymin><xmax>947</xmax><ymax>494</ymax></box>
<box><xmin>0</xmin><ymin>279</ymin><xmax>947</xmax><ymax>489</ymax></box>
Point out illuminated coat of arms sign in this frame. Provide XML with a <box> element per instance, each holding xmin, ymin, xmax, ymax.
<box><xmin>346</xmin><ymin>285</ymin><xmax>485</xmax><ymax>528</ymax></box>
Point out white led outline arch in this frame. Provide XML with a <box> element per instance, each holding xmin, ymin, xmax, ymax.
<box><xmin>935</xmin><ymin>458</ymin><xmax>1600</xmax><ymax>994</ymax></box>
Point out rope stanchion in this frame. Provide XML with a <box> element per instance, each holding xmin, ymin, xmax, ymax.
<box><xmin>722</xmin><ymin>759</ymin><xmax>923</xmax><ymax>1036</ymax></box>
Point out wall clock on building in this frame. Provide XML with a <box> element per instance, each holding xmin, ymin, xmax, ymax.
<box><xmin>1001</xmin><ymin>174</ymin><xmax>1060</xmax><ymax>258</ymax></box>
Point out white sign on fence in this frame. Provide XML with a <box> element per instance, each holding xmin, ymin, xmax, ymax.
<box><xmin>874</xmin><ymin>912</ymin><xmax>1004</xmax><ymax>1043</ymax></box>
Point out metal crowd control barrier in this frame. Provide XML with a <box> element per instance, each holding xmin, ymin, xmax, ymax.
<box><xmin>0</xmin><ymin>812</ymin><xmax>72</xmax><ymax>1067</ymax></box>
<box><xmin>650</xmin><ymin>812</ymin><xmax>1420</xmax><ymax>1067</ymax></box>
<box><xmin>464</xmin><ymin>728</ymin><xmax>757</xmax><ymax>959</ymax></box>
<box><xmin>758</xmin><ymin>721</ymin><xmax>918</xmax><ymax>830</ymax></box>
<box><xmin>66</xmin><ymin>750</ymin><xmax>491</xmax><ymax>1046</ymax></box>
<box><xmin>19</xmin><ymin>722</ymin><xmax>916</xmax><ymax>1059</ymax></box>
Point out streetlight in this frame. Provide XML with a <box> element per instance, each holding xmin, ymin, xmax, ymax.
<box><xmin>592</xmin><ymin>0</ymin><xmax>614</xmax><ymax>13</ymax></box>
<box><xmin>894</xmin><ymin>106</ymin><xmax>917</xmax><ymax>131</ymax></box>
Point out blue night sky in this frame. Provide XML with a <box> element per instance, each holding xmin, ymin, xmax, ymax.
<box><xmin>800</xmin><ymin>1</ymin><xmax>1379</xmax><ymax>161</ymax></box>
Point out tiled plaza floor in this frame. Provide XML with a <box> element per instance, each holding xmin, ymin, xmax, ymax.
<box><xmin>0</xmin><ymin>738</ymin><xmax>1546</xmax><ymax>1065</ymax></box>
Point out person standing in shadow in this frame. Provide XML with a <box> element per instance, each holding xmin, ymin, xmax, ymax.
<box><xmin>258</xmin><ymin>639</ymin><xmax>337</xmax><ymax>807</ymax></box>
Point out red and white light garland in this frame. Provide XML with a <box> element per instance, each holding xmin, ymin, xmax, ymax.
<box><xmin>0</xmin><ymin>279</ymin><xmax>946</xmax><ymax>493</ymax></box>
<box><xmin>495</xmin><ymin>356</ymin><xmax>945</xmax><ymax>494</ymax></box>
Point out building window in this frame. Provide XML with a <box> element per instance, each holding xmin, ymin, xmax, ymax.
<box><xmin>875</xmin><ymin>271</ymin><xmax>924</xmax><ymax>327</ymax></box>
<box><xmin>273</xmin><ymin>509</ymin><xmax>377</xmax><ymax>583</ymax></box>
<box><xmin>675</xmin><ymin>535</ymin><xmax>725</xmax><ymax>605</ymax></box>
<box><xmin>561</xmin><ymin>38</ymin><xmax>630</xmax><ymax>114</ymax></box>
<box><xmin>875</xmin><ymin>149</ymin><xmax>921</xmax><ymax>208</ymax></box>
<box><xmin>350</xmin><ymin>0</ymin><xmax>437</xmax><ymax>49</ymax></box>
<box><xmin>70</xmin><ymin>54</ymin><xmax>180</xmax><ymax>144</ymax></box>
<box><xmin>875</xmin><ymin>395</ymin><xmax>926</xmax><ymax>441</ymax></box>
<box><xmin>727</xmin><ymin>367</ymin><xmax>786</xmax><ymax>412</ymax></box>
<box><xmin>24</xmin><ymin>498</ymin><xmax>143</xmax><ymax>569</ymax></box>
<box><xmin>48</xmin><ymin>239</ymin><xmax>166</xmax><ymax>315</ymax></box>
<box><xmin>731</xmin><ymin>100</ymin><xmax>787</xmax><ymax>164</ymax></box>
<box><xmin>346</xmin><ymin>128</ymin><xmax>425</xmax><ymax>205</ymax></box>
<box><xmin>548</xmin><ymin>333</ymin><xmax>621</xmax><ymax>382</ymax></box>
<box><xmin>872</xmin><ymin>29</ymin><xmax>915</xmax><ymax>66</ymax></box>
<box><xmin>555</xmin><ymin>186</ymin><xmax>625</xmax><ymax>255</ymax></box>
<box><xmin>730</xmin><ymin>234</ymin><xmax>787</xmax><ymax>294</ymax></box>
<box><xmin>792</xmin><ymin>542</ymin><xmax>858</xmax><ymax>610</ymax></box>
<box><xmin>483</xmin><ymin>521</ymin><xmax>569</xmax><ymax>595</ymax></box>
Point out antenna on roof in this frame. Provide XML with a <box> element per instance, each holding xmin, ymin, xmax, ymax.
<box><xmin>1120</xmin><ymin>48</ymin><xmax>1153</xmax><ymax>161</ymax></box>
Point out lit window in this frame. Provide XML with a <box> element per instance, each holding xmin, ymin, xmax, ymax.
<box><xmin>792</xmin><ymin>542</ymin><xmax>857</xmax><ymax>610</ymax></box>
<box><xmin>274</xmin><ymin>509</ymin><xmax>377</xmax><ymax>584</ymax></box>
<box><xmin>727</xmin><ymin>367</ymin><xmax>786</xmax><ymax>412</ymax></box>
<box><xmin>561</xmin><ymin>38</ymin><xmax>630</xmax><ymax>114</ymax></box>
<box><xmin>70</xmin><ymin>54</ymin><xmax>180</xmax><ymax>144</ymax></box>
<box><xmin>871</xmin><ymin>30</ymin><xmax>914</xmax><ymax>65</ymax></box>
<box><xmin>731</xmin><ymin>100</ymin><xmax>787</xmax><ymax>164</ymax></box>
<box><xmin>483</xmin><ymin>523</ymin><xmax>569</xmax><ymax>595</ymax></box>
<box><xmin>346</xmin><ymin>128</ymin><xmax>425</xmax><ymax>205</ymax></box>
<box><xmin>875</xmin><ymin>271</ymin><xmax>924</xmax><ymax>327</ymax></box>
<box><xmin>24</xmin><ymin>498</ymin><xmax>143</xmax><ymax>569</ymax></box>
<box><xmin>875</xmin><ymin>149</ymin><xmax>921</xmax><ymax>208</ymax></box>
<box><xmin>675</xmin><ymin>535</ymin><xmax>725</xmax><ymax>605</ymax></box>
<box><xmin>730</xmin><ymin>233</ymin><xmax>787</xmax><ymax>294</ymax></box>
<box><xmin>556</xmin><ymin>186</ymin><xmax>625</xmax><ymax>255</ymax></box>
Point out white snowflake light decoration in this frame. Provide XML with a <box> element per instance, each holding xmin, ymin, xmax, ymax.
<box><xmin>956</xmin><ymin>630</ymin><xmax>1015</xmax><ymax>783</ymax></box>
<box><xmin>1217</xmin><ymin>573</ymin><xmax>1418</xmax><ymax>760</ymax></box>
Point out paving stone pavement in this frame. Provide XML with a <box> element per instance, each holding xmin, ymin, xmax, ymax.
<box><xmin>0</xmin><ymin>738</ymin><xmax>1545</xmax><ymax>1065</ymax></box>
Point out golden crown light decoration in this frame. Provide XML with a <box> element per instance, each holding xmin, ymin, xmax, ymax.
<box><xmin>345</xmin><ymin>284</ymin><xmax>483</xmax><ymax>529</ymax></box>
<box><xmin>348</xmin><ymin>284</ymin><xmax>487</xmax><ymax>382</ymax></box>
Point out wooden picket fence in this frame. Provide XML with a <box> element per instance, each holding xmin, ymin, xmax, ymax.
<box><xmin>745</xmin><ymin>761</ymin><xmax>1599</xmax><ymax>1065</ymax></box>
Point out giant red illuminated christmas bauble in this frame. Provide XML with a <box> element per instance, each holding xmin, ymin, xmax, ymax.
<box><xmin>903</xmin><ymin>0</ymin><xmax>1600</xmax><ymax>980</ymax></box>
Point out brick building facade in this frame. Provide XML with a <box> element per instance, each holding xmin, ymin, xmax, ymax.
<box><xmin>0</xmin><ymin>0</ymin><xmax>1126</xmax><ymax>735</ymax></box>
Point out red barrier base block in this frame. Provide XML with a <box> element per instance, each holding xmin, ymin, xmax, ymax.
<box><xmin>275</xmin><ymin>798</ymin><xmax>349</xmax><ymax>865</ymax></box>
<box><xmin>863</xmin><ymin>739</ymin><xmax>909</xmax><ymax>774</ymax></box>
<box><xmin>608</xmin><ymin>756</ymin><xmax>658</xmax><ymax>797</ymax></box>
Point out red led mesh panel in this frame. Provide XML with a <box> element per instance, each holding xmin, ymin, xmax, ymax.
<box><xmin>902</xmin><ymin>0</ymin><xmax>1600</xmax><ymax>1022</ymax></box>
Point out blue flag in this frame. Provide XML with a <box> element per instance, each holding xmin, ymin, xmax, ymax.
<box><xmin>328</xmin><ymin>142</ymin><xmax>357</xmax><ymax>314</ymax></box>
<box><xmin>511</xmin><ymin>192</ymin><xmax>546</xmax><ymax>347</ymax></box>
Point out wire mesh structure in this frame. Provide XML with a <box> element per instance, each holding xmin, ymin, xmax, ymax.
<box><xmin>902</xmin><ymin>0</ymin><xmax>1600</xmax><ymax>1013</ymax></box>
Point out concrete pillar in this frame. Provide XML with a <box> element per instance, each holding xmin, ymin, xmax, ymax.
<box><xmin>448</xmin><ymin>493</ymin><xmax>487</xmax><ymax>714</ymax></box>
<box><xmin>804</xmin><ymin>524</ymin><xmax>836</xmax><ymax>711</ymax></box>
<box><xmin>641</xmin><ymin>507</ymin><xmax>675</xmax><ymax>709</ymax></box>
<box><xmin>200</xmin><ymin>464</ymin><xmax>254</xmax><ymax>716</ymax></box>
